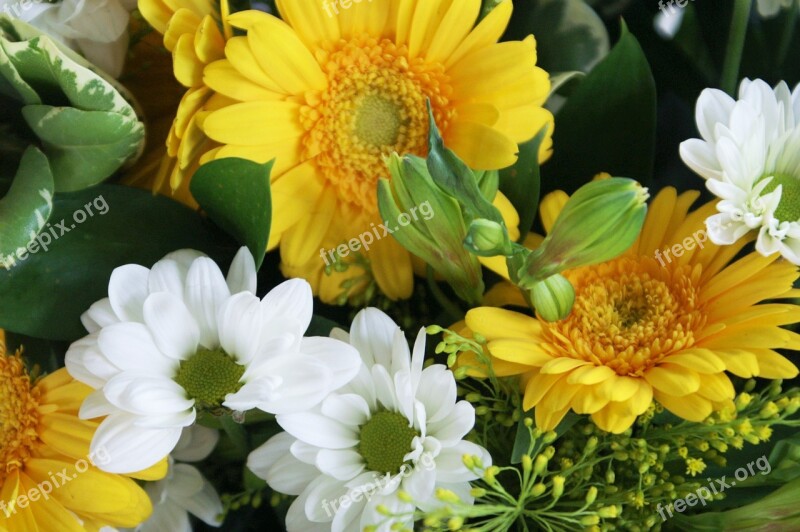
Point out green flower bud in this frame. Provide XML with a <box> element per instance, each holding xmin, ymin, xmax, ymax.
<box><xmin>529</xmin><ymin>274</ymin><xmax>576</xmax><ymax>322</ymax></box>
<box><xmin>519</xmin><ymin>178</ymin><xmax>649</xmax><ymax>284</ymax></box>
<box><xmin>379</xmin><ymin>153</ymin><xmax>485</xmax><ymax>305</ymax></box>
<box><xmin>464</xmin><ymin>219</ymin><xmax>513</xmax><ymax>257</ymax></box>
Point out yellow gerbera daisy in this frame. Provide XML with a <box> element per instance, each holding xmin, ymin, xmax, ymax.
<box><xmin>132</xmin><ymin>0</ymin><xmax>232</xmax><ymax>206</ymax></box>
<box><xmin>461</xmin><ymin>188</ymin><xmax>800</xmax><ymax>434</ymax></box>
<box><xmin>0</xmin><ymin>331</ymin><xmax>165</xmax><ymax>531</ymax></box>
<box><xmin>200</xmin><ymin>0</ymin><xmax>554</xmax><ymax>302</ymax></box>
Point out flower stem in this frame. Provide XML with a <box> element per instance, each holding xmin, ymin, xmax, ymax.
<box><xmin>721</xmin><ymin>0</ymin><xmax>753</xmax><ymax>96</ymax></box>
<box><xmin>777</xmin><ymin>1</ymin><xmax>799</xmax><ymax>71</ymax></box>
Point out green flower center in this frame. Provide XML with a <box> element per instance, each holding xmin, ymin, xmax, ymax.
<box><xmin>174</xmin><ymin>348</ymin><xmax>245</xmax><ymax>410</ymax></box>
<box><xmin>358</xmin><ymin>410</ymin><xmax>419</xmax><ymax>475</ymax></box>
<box><xmin>354</xmin><ymin>94</ymin><xmax>403</xmax><ymax>147</ymax></box>
<box><xmin>762</xmin><ymin>173</ymin><xmax>800</xmax><ymax>222</ymax></box>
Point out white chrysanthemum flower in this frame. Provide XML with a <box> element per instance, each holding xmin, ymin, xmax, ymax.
<box><xmin>248</xmin><ymin>308</ymin><xmax>491</xmax><ymax>532</ymax></box>
<box><xmin>134</xmin><ymin>425</ymin><xmax>223</xmax><ymax>532</ymax></box>
<box><xmin>66</xmin><ymin>247</ymin><xmax>360</xmax><ymax>474</ymax></box>
<box><xmin>0</xmin><ymin>0</ymin><xmax>136</xmax><ymax>77</ymax></box>
<box><xmin>680</xmin><ymin>78</ymin><xmax>800</xmax><ymax>264</ymax></box>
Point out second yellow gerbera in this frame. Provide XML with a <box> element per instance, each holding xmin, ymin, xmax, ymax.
<box><xmin>0</xmin><ymin>332</ymin><xmax>165</xmax><ymax>531</ymax></box>
<box><xmin>462</xmin><ymin>188</ymin><xmax>800</xmax><ymax>433</ymax></box>
<box><xmin>201</xmin><ymin>0</ymin><xmax>554</xmax><ymax>303</ymax></box>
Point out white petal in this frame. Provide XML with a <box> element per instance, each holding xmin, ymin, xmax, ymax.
<box><xmin>138</xmin><ymin>500</ymin><xmax>191</xmax><ymax>532</ymax></box>
<box><xmin>148</xmin><ymin>250</ymin><xmax>206</xmax><ymax>298</ymax></box>
<box><xmin>217</xmin><ymin>292</ymin><xmax>264</xmax><ymax>364</ymax></box>
<box><xmin>169</xmin><ymin>463</ymin><xmax>205</xmax><ymax>496</ymax></box>
<box><xmin>260</xmin><ymin>279</ymin><xmax>313</xmax><ymax>338</ymax></box>
<box><xmin>300</xmin><ymin>337</ymin><xmax>361</xmax><ymax>391</ymax></box>
<box><xmin>696</xmin><ymin>88</ymin><xmax>735</xmax><ymax>141</ymax></box>
<box><xmin>291</xmin><ymin>440</ymin><xmax>321</xmax><ymax>465</ymax></box>
<box><xmin>372</xmin><ymin>364</ymin><xmax>398</xmax><ymax>412</ymax></box>
<box><xmin>340</xmin><ymin>364</ymin><xmax>377</xmax><ymax>411</ymax></box>
<box><xmin>316</xmin><ymin>449</ymin><xmax>365</xmax><ymax>481</ymax></box>
<box><xmin>108</xmin><ymin>264</ymin><xmax>149</xmax><ymax>322</ymax></box>
<box><xmin>143</xmin><ymin>292</ymin><xmax>199</xmax><ymax>360</ymax></box>
<box><xmin>321</xmin><ymin>394</ymin><xmax>371</xmax><ymax>427</ymax></box>
<box><xmin>706</xmin><ymin>213</ymin><xmax>751</xmax><ymax>245</ymax></box>
<box><xmin>174</xmin><ymin>474</ymin><xmax>224</xmax><ymax>526</ymax></box>
<box><xmin>305</xmin><ymin>475</ymin><xmax>348</xmax><ymax>522</ymax></box>
<box><xmin>66</xmin><ymin>333</ymin><xmax>119</xmax><ymax>388</ymax></box>
<box><xmin>239</xmin><ymin>354</ymin><xmax>334</xmax><ymax>415</ymax></box>
<box><xmin>417</xmin><ymin>365</ymin><xmax>457</xmax><ymax>424</ymax></box>
<box><xmin>277</xmin><ymin>412</ymin><xmax>359</xmax><ymax>449</ymax></box>
<box><xmin>103</xmin><ymin>372</ymin><xmax>194</xmax><ymax>416</ymax></box>
<box><xmin>248</xmin><ymin>433</ymin><xmax>319</xmax><ymax>495</ymax></box>
<box><xmin>434</xmin><ymin>440</ymin><xmax>491</xmax><ymax>483</ymax></box>
<box><xmin>349</xmin><ymin>308</ymin><xmax>401</xmax><ymax>369</ymax></box>
<box><xmin>79</xmin><ymin>389</ymin><xmax>116</xmax><ymax>419</ymax></box>
<box><xmin>330</xmin><ymin>488</ymin><xmax>369</xmax><ymax>532</ymax></box>
<box><xmin>184</xmin><ymin>257</ymin><xmax>230</xmax><ymax>348</ymax></box>
<box><xmin>286</xmin><ymin>486</ymin><xmax>331</xmax><ymax>532</ymax></box>
<box><xmin>98</xmin><ymin>322</ymin><xmax>177</xmax><ymax>374</ymax></box>
<box><xmin>222</xmin><ymin>378</ymin><xmax>278</xmax><ymax>412</ymax></box>
<box><xmin>172</xmin><ymin>425</ymin><xmax>220</xmax><ymax>462</ymax></box>
<box><xmin>91</xmin><ymin>413</ymin><xmax>182</xmax><ymax>473</ymax></box>
<box><xmin>226</xmin><ymin>246</ymin><xmax>258</xmax><ymax>295</ymax></box>
<box><xmin>427</xmin><ymin>401</ymin><xmax>476</xmax><ymax>447</ymax></box>
<box><xmin>679</xmin><ymin>139</ymin><xmax>723</xmax><ymax>181</ymax></box>
<box><xmin>402</xmin><ymin>465</ymin><xmax>436</xmax><ymax>501</ymax></box>
<box><xmin>133</xmin><ymin>410</ymin><xmax>196</xmax><ymax>428</ymax></box>
<box><xmin>80</xmin><ymin>298</ymin><xmax>118</xmax><ymax>333</ymax></box>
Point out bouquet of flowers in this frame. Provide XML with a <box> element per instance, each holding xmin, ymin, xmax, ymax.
<box><xmin>1</xmin><ymin>0</ymin><xmax>800</xmax><ymax>530</ymax></box>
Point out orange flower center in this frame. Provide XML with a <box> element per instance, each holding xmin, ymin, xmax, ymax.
<box><xmin>544</xmin><ymin>257</ymin><xmax>707</xmax><ymax>376</ymax></box>
<box><xmin>300</xmin><ymin>36</ymin><xmax>454</xmax><ymax>213</ymax></box>
<box><xmin>0</xmin><ymin>348</ymin><xmax>41</xmax><ymax>484</ymax></box>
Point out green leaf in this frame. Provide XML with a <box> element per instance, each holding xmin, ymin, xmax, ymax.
<box><xmin>504</xmin><ymin>0</ymin><xmax>610</xmax><ymax>74</ymax></box>
<box><xmin>0</xmin><ymin>185</ymin><xmax>235</xmax><ymax>341</ymax></box>
<box><xmin>499</xmin><ymin>126</ymin><xmax>548</xmax><ymax>242</ymax></box>
<box><xmin>190</xmin><ymin>158</ymin><xmax>273</xmax><ymax>270</ymax></box>
<box><xmin>22</xmin><ymin>106</ymin><xmax>144</xmax><ymax>192</ymax></box>
<box><xmin>0</xmin><ymin>146</ymin><xmax>53</xmax><ymax>263</ymax></box>
<box><xmin>542</xmin><ymin>21</ymin><xmax>657</xmax><ymax>194</ymax></box>
<box><xmin>510</xmin><ymin>411</ymin><xmax>580</xmax><ymax>464</ymax></box>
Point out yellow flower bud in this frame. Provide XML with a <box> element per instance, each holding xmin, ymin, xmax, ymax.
<box><xmin>551</xmin><ymin>476</ymin><xmax>566</xmax><ymax>499</ymax></box>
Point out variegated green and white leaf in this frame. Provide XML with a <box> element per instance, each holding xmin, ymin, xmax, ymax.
<box><xmin>23</xmin><ymin>105</ymin><xmax>144</xmax><ymax>192</ymax></box>
<box><xmin>0</xmin><ymin>147</ymin><xmax>54</xmax><ymax>265</ymax></box>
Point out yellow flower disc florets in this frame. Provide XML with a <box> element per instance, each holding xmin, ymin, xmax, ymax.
<box><xmin>544</xmin><ymin>257</ymin><xmax>707</xmax><ymax>376</ymax></box>
<box><xmin>0</xmin><ymin>350</ymin><xmax>41</xmax><ymax>483</ymax></box>
<box><xmin>301</xmin><ymin>36</ymin><xmax>453</xmax><ymax>213</ymax></box>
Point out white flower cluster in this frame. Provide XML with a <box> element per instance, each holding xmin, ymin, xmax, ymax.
<box><xmin>67</xmin><ymin>249</ymin><xmax>488</xmax><ymax>531</ymax></box>
<box><xmin>680</xmin><ymin>79</ymin><xmax>800</xmax><ymax>264</ymax></box>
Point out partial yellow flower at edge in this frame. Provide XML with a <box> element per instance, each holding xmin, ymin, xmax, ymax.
<box><xmin>200</xmin><ymin>0</ymin><xmax>554</xmax><ymax>303</ymax></box>
<box><xmin>0</xmin><ymin>336</ymin><xmax>165</xmax><ymax>531</ymax></box>
<box><xmin>462</xmin><ymin>188</ymin><xmax>800</xmax><ymax>434</ymax></box>
<box><xmin>125</xmin><ymin>0</ymin><xmax>232</xmax><ymax>207</ymax></box>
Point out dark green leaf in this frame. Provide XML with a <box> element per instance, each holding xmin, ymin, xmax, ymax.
<box><xmin>499</xmin><ymin>126</ymin><xmax>548</xmax><ymax>242</ymax></box>
<box><xmin>0</xmin><ymin>185</ymin><xmax>235</xmax><ymax>341</ymax></box>
<box><xmin>542</xmin><ymin>21</ymin><xmax>657</xmax><ymax>194</ymax></box>
<box><xmin>191</xmin><ymin>158</ymin><xmax>273</xmax><ymax>270</ymax></box>
<box><xmin>504</xmin><ymin>0</ymin><xmax>610</xmax><ymax>74</ymax></box>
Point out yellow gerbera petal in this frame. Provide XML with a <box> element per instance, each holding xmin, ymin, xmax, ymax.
<box><xmin>644</xmin><ymin>364</ymin><xmax>701</xmax><ymax>397</ymax></box>
<box><xmin>445</xmin><ymin>0</ymin><xmax>512</xmax><ymax>68</ymax></box>
<box><xmin>487</xmin><ymin>339</ymin><xmax>553</xmax><ymax>367</ymax></box>
<box><xmin>655</xmin><ymin>391</ymin><xmax>712</xmax><ymax>422</ymax></box>
<box><xmin>466</xmin><ymin>307</ymin><xmax>543</xmax><ymax>341</ymax></box>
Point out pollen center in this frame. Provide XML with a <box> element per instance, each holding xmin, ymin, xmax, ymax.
<box><xmin>300</xmin><ymin>36</ymin><xmax>454</xmax><ymax>214</ymax></box>
<box><xmin>1</xmin><ymin>348</ymin><xmax>41</xmax><ymax>484</ymax></box>
<box><xmin>544</xmin><ymin>257</ymin><xmax>706</xmax><ymax>376</ymax></box>
<box><xmin>762</xmin><ymin>173</ymin><xmax>800</xmax><ymax>222</ymax></box>
<box><xmin>174</xmin><ymin>348</ymin><xmax>245</xmax><ymax>410</ymax></box>
<box><xmin>358</xmin><ymin>410</ymin><xmax>419</xmax><ymax>475</ymax></box>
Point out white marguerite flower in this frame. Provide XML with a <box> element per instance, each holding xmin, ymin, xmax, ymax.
<box><xmin>248</xmin><ymin>308</ymin><xmax>491</xmax><ymax>532</ymax></box>
<box><xmin>0</xmin><ymin>0</ymin><xmax>136</xmax><ymax>77</ymax></box>
<box><xmin>66</xmin><ymin>247</ymin><xmax>361</xmax><ymax>474</ymax></box>
<box><xmin>134</xmin><ymin>425</ymin><xmax>223</xmax><ymax>532</ymax></box>
<box><xmin>680</xmin><ymin>78</ymin><xmax>800</xmax><ymax>264</ymax></box>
